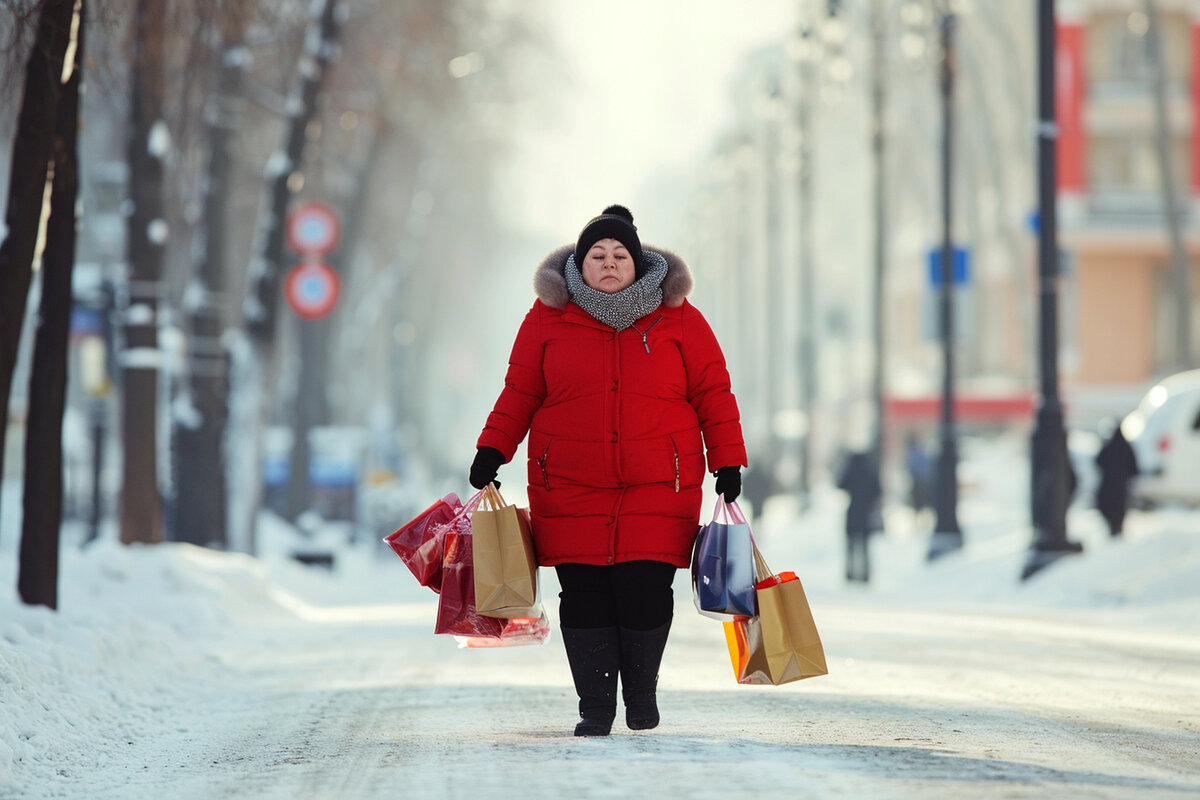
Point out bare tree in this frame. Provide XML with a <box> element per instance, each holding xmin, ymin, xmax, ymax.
<box><xmin>19</xmin><ymin>0</ymin><xmax>85</xmax><ymax>610</ymax></box>
<box><xmin>227</xmin><ymin>0</ymin><xmax>343</xmax><ymax>551</ymax></box>
<box><xmin>1144</xmin><ymin>0</ymin><xmax>1192</xmax><ymax>369</ymax></box>
<box><xmin>0</xmin><ymin>0</ymin><xmax>74</xmax><ymax>527</ymax></box>
<box><xmin>171</xmin><ymin>3</ymin><xmax>251</xmax><ymax>548</ymax></box>
<box><xmin>119</xmin><ymin>0</ymin><xmax>166</xmax><ymax>545</ymax></box>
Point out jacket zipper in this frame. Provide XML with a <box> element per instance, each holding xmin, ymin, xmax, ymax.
<box><xmin>632</xmin><ymin>316</ymin><xmax>663</xmax><ymax>354</ymax></box>
<box><xmin>537</xmin><ymin>443</ymin><xmax>552</xmax><ymax>490</ymax></box>
<box><xmin>671</xmin><ymin>437</ymin><xmax>680</xmax><ymax>493</ymax></box>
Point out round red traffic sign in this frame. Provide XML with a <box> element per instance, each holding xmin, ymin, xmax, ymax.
<box><xmin>285</xmin><ymin>261</ymin><xmax>340</xmax><ymax>319</ymax></box>
<box><xmin>286</xmin><ymin>202</ymin><xmax>340</xmax><ymax>255</ymax></box>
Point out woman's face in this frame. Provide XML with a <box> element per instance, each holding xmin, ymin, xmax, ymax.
<box><xmin>582</xmin><ymin>238</ymin><xmax>637</xmax><ymax>293</ymax></box>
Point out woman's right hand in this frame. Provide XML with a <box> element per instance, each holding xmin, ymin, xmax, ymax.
<box><xmin>469</xmin><ymin>447</ymin><xmax>505</xmax><ymax>490</ymax></box>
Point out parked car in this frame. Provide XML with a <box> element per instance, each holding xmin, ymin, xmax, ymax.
<box><xmin>1120</xmin><ymin>369</ymin><xmax>1200</xmax><ymax>508</ymax></box>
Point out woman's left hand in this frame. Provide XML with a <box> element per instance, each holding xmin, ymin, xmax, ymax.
<box><xmin>714</xmin><ymin>466</ymin><xmax>741</xmax><ymax>503</ymax></box>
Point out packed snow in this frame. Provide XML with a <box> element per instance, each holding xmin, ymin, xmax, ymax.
<box><xmin>1</xmin><ymin>435</ymin><xmax>1198</xmax><ymax>799</ymax></box>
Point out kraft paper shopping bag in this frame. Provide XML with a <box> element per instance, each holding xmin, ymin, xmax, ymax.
<box><xmin>470</xmin><ymin>484</ymin><xmax>539</xmax><ymax>618</ymax></box>
<box><xmin>722</xmin><ymin>542</ymin><xmax>827</xmax><ymax>685</ymax></box>
<box><xmin>754</xmin><ymin>569</ymin><xmax>828</xmax><ymax>683</ymax></box>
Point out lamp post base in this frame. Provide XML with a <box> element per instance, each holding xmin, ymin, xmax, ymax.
<box><xmin>927</xmin><ymin>530</ymin><xmax>963</xmax><ymax>561</ymax></box>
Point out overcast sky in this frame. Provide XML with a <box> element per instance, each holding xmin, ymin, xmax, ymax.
<box><xmin>499</xmin><ymin>0</ymin><xmax>797</xmax><ymax>245</ymax></box>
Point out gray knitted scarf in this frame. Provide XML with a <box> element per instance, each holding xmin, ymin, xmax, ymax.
<box><xmin>564</xmin><ymin>249</ymin><xmax>668</xmax><ymax>331</ymax></box>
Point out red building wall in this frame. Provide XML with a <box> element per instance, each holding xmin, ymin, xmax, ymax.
<box><xmin>1056</xmin><ymin>20</ymin><xmax>1087</xmax><ymax>195</ymax></box>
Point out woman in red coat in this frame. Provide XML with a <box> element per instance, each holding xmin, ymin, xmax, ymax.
<box><xmin>470</xmin><ymin>205</ymin><xmax>747</xmax><ymax>736</ymax></box>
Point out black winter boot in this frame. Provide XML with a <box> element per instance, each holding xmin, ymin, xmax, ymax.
<box><xmin>619</xmin><ymin>620</ymin><xmax>671</xmax><ymax>730</ymax></box>
<box><xmin>560</xmin><ymin>626</ymin><xmax>620</xmax><ymax>737</ymax></box>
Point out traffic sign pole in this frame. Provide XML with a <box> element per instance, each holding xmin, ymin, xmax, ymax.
<box><xmin>281</xmin><ymin>203</ymin><xmax>342</xmax><ymax>523</ymax></box>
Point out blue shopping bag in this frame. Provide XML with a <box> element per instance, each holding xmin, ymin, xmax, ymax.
<box><xmin>691</xmin><ymin>497</ymin><xmax>758</xmax><ymax>619</ymax></box>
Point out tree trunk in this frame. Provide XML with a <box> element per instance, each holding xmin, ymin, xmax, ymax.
<box><xmin>120</xmin><ymin>0</ymin><xmax>167</xmax><ymax>545</ymax></box>
<box><xmin>172</xmin><ymin>12</ymin><xmax>248</xmax><ymax>548</ymax></box>
<box><xmin>229</xmin><ymin>0</ymin><xmax>342</xmax><ymax>553</ymax></box>
<box><xmin>19</xmin><ymin>0</ymin><xmax>86</xmax><ymax>610</ymax></box>
<box><xmin>1144</xmin><ymin>0</ymin><xmax>1193</xmax><ymax>368</ymax></box>
<box><xmin>0</xmin><ymin>0</ymin><xmax>73</xmax><ymax>527</ymax></box>
<box><xmin>244</xmin><ymin>0</ymin><xmax>344</xmax><ymax>348</ymax></box>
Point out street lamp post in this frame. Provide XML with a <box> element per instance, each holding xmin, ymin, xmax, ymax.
<box><xmin>928</xmin><ymin>7</ymin><xmax>962</xmax><ymax>559</ymax></box>
<box><xmin>868</xmin><ymin>0</ymin><xmax>887</xmax><ymax>510</ymax></box>
<box><xmin>1024</xmin><ymin>0</ymin><xmax>1081</xmax><ymax>579</ymax></box>
<box><xmin>796</xmin><ymin>28</ymin><xmax>817</xmax><ymax>509</ymax></box>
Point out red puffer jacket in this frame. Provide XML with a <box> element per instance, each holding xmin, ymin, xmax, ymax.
<box><xmin>477</xmin><ymin>245</ymin><xmax>747</xmax><ymax>568</ymax></box>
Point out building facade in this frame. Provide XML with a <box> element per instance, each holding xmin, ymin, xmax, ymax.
<box><xmin>1058</xmin><ymin>0</ymin><xmax>1200</xmax><ymax>389</ymax></box>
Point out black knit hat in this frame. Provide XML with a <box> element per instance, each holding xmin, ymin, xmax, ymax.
<box><xmin>574</xmin><ymin>204</ymin><xmax>645</xmax><ymax>278</ymax></box>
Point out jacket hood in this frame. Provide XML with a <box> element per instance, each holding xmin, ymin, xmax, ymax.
<box><xmin>533</xmin><ymin>244</ymin><xmax>694</xmax><ymax>310</ymax></box>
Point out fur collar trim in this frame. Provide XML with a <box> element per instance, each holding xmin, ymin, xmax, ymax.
<box><xmin>533</xmin><ymin>244</ymin><xmax>694</xmax><ymax>310</ymax></box>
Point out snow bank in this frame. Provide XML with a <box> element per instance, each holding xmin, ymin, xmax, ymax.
<box><xmin>0</xmin><ymin>540</ymin><xmax>284</xmax><ymax>794</ymax></box>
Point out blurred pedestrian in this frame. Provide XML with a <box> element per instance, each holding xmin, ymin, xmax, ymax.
<box><xmin>1095</xmin><ymin>422</ymin><xmax>1138</xmax><ymax>537</ymax></box>
<box><xmin>469</xmin><ymin>205</ymin><xmax>747</xmax><ymax>736</ymax></box>
<box><xmin>837</xmin><ymin>449</ymin><xmax>881</xmax><ymax>583</ymax></box>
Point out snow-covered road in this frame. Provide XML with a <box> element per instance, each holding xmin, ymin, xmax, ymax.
<box><xmin>14</xmin><ymin>553</ymin><xmax>1196</xmax><ymax>800</ymax></box>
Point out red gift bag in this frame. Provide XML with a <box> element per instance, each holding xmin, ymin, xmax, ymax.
<box><xmin>435</xmin><ymin>529</ymin><xmax>504</xmax><ymax>638</ymax></box>
<box><xmin>383</xmin><ymin>493</ymin><xmax>465</xmax><ymax>593</ymax></box>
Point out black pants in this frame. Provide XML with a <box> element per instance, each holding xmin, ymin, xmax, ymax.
<box><xmin>555</xmin><ymin>561</ymin><xmax>675</xmax><ymax>631</ymax></box>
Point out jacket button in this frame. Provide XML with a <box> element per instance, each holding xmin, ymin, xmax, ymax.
<box><xmin>605</xmin><ymin>556</ymin><xmax>613</xmax><ymax>564</ymax></box>
<box><xmin>611</xmin><ymin>434</ymin><xmax>618</xmax><ymax>443</ymax></box>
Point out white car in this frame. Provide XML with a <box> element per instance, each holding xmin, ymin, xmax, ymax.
<box><xmin>1121</xmin><ymin>369</ymin><xmax>1200</xmax><ymax>508</ymax></box>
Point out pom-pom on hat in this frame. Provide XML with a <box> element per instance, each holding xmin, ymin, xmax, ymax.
<box><xmin>574</xmin><ymin>204</ymin><xmax>645</xmax><ymax>278</ymax></box>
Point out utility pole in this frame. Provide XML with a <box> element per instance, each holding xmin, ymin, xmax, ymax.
<box><xmin>928</xmin><ymin>7</ymin><xmax>962</xmax><ymax>559</ymax></box>
<box><xmin>1024</xmin><ymin>0</ymin><xmax>1081</xmax><ymax>579</ymax></box>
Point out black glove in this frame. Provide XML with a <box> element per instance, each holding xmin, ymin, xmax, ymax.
<box><xmin>714</xmin><ymin>466</ymin><xmax>741</xmax><ymax>503</ymax></box>
<box><xmin>469</xmin><ymin>447</ymin><xmax>504</xmax><ymax>490</ymax></box>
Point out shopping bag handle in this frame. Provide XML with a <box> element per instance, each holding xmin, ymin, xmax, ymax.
<box><xmin>478</xmin><ymin>482</ymin><xmax>507</xmax><ymax>511</ymax></box>
<box><xmin>710</xmin><ymin>495</ymin><xmax>772</xmax><ymax>578</ymax></box>
<box><xmin>709</xmin><ymin>495</ymin><xmax>771</xmax><ymax>579</ymax></box>
<box><xmin>711</xmin><ymin>496</ymin><xmax>748</xmax><ymax>526</ymax></box>
<box><xmin>459</xmin><ymin>489</ymin><xmax>488</xmax><ymax>518</ymax></box>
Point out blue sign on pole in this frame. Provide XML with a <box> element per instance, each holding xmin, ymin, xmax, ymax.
<box><xmin>70</xmin><ymin>307</ymin><xmax>104</xmax><ymax>337</ymax></box>
<box><xmin>927</xmin><ymin>246</ymin><xmax>970</xmax><ymax>287</ymax></box>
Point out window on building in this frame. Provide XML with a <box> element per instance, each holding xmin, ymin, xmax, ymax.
<box><xmin>1088</xmin><ymin>134</ymin><xmax>1189</xmax><ymax>219</ymax></box>
<box><xmin>1087</xmin><ymin>10</ymin><xmax>1190</xmax><ymax>95</ymax></box>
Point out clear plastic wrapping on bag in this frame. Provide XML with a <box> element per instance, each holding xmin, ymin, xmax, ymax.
<box><xmin>454</xmin><ymin>612</ymin><xmax>552</xmax><ymax>648</ymax></box>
